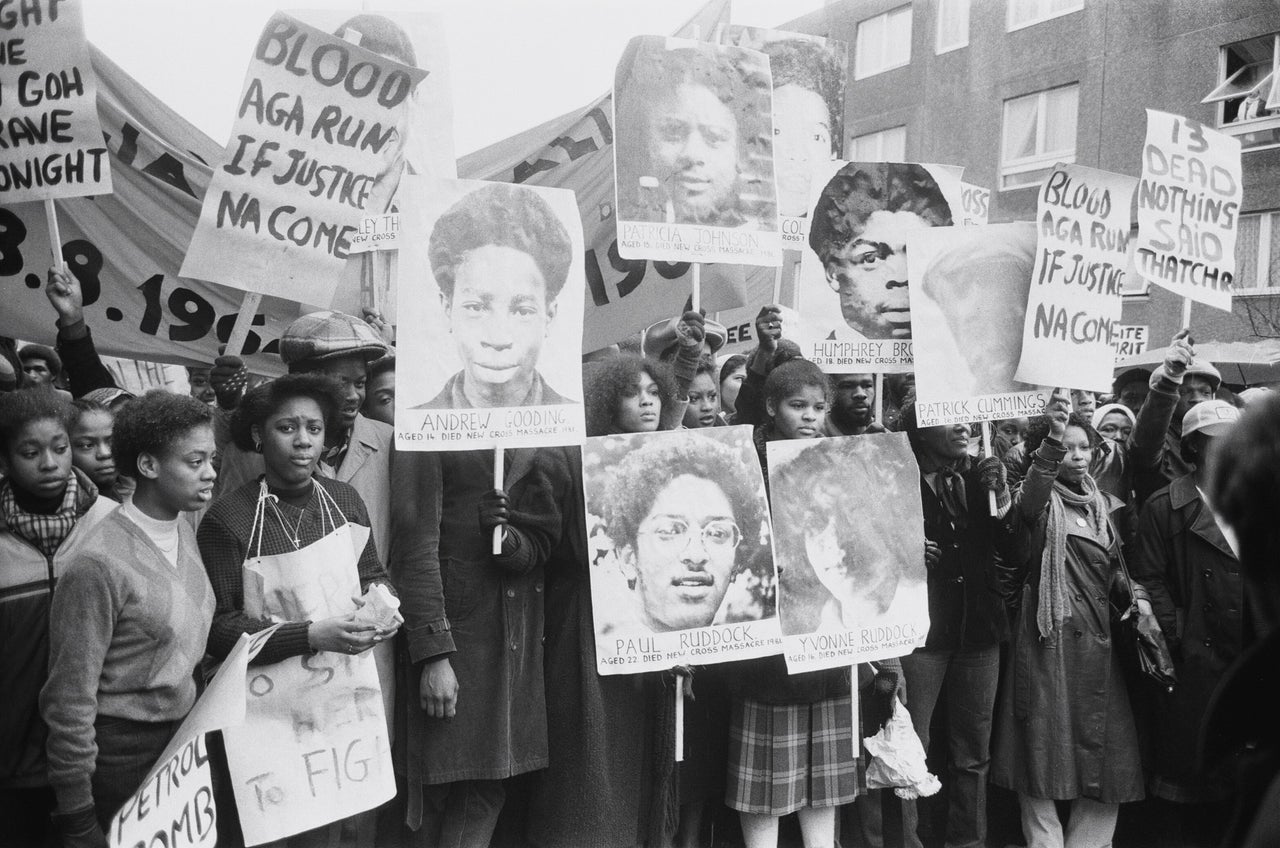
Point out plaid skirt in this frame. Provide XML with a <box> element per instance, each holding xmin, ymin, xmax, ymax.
<box><xmin>726</xmin><ymin>694</ymin><xmax>863</xmax><ymax>816</ymax></box>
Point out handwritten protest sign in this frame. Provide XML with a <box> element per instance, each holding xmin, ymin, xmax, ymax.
<box><xmin>1113</xmin><ymin>324</ymin><xmax>1148</xmax><ymax>357</ymax></box>
<box><xmin>1015</xmin><ymin>164</ymin><xmax>1137</xmax><ymax>392</ymax></box>
<box><xmin>0</xmin><ymin>0</ymin><xmax>111</xmax><ymax>202</ymax></box>
<box><xmin>958</xmin><ymin>181</ymin><xmax>990</xmax><ymax>226</ymax></box>
<box><xmin>768</xmin><ymin>434</ymin><xmax>927</xmax><ymax>671</ymax></box>
<box><xmin>613</xmin><ymin>35</ymin><xmax>781</xmax><ymax>267</ymax></box>
<box><xmin>910</xmin><ymin>222</ymin><xmax>1050</xmax><ymax>427</ymax></box>
<box><xmin>108</xmin><ymin>628</ymin><xmax>278</xmax><ymax>848</ymax></box>
<box><xmin>584</xmin><ymin>427</ymin><xmax>782</xmax><ymax>674</ymax></box>
<box><xmin>394</xmin><ymin>176</ymin><xmax>586</xmax><ymax>451</ymax></box>
<box><xmin>796</xmin><ymin>161</ymin><xmax>960</xmax><ymax>373</ymax></box>
<box><xmin>347</xmin><ymin>212</ymin><xmax>400</xmax><ymax>254</ymax></box>
<box><xmin>224</xmin><ymin>522</ymin><xmax>393</xmax><ymax>846</ymax></box>
<box><xmin>181</xmin><ymin>12</ymin><xmax>427</xmax><ymax>305</ymax></box>
<box><xmin>1135</xmin><ymin>109</ymin><xmax>1242</xmax><ymax>312</ymax></box>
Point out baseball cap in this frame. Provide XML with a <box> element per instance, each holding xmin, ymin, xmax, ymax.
<box><xmin>278</xmin><ymin>311</ymin><xmax>388</xmax><ymax>366</ymax></box>
<box><xmin>1181</xmin><ymin>399</ymin><xmax>1240</xmax><ymax>438</ymax></box>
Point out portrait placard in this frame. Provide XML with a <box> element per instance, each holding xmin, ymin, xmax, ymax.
<box><xmin>909</xmin><ymin>222</ymin><xmax>1050</xmax><ymax>427</ymax></box>
<box><xmin>181</xmin><ymin>12</ymin><xmax>429</xmax><ymax>305</ymax></box>
<box><xmin>583</xmin><ymin>427</ymin><xmax>781</xmax><ymax>674</ymax></box>
<box><xmin>1015</xmin><ymin>163</ymin><xmax>1138</xmax><ymax>393</ymax></box>
<box><xmin>768</xmin><ymin>434</ymin><xmax>927</xmax><ymax>671</ymax></box>
<box><xmin>0</xmin><ymin>0</ymin><xmax>112</xmax><ymax>202</ymax></box>
<box><xmin>394</xmin><ymin>176</ymin><xmax>586</xmax><ymax>451</ymax></box>
<box><xmin>795</xmin><ymin>161</ymin><xmax>961</xmax><ymax>373</ymax></box>
<box><xmin>613</xmin><ymin>35</ymin><xmax>781</xmax><ymax>266</ymax></box>
<box><xmin>1135</xmin><ymin>109</ymin><xmax>1242</xmax><ymax>312</ymax></box>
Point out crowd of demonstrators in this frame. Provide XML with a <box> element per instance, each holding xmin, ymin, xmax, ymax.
<box><xmin>5</xmin><ymin>257</ymin><xmax>1280</xmax><ymax>848</ymax></box>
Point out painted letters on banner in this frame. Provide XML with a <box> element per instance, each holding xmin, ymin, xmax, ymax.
<box><xmin>394</xmin><ymin>176</ymin><xmax>586</xmax><ymax>451</ymax></box>
<box><xmin>1135</xmin><ymin>109</ymin><xmax>1242</xmax><ymax>312</ymax></box>
<box><xmin>957</xmin><ymin>182</ymin><xmax>991</xmax><ymax>226</ymax></box>
<box><xmin>0</xmin><ymin>0</ymin><xmax>112</xmax><ymax>202</ymax></box>
<box><xmin>1113</xmin><ymin>324</ymin><xmax>1148</xmax><ymax>358</ymax></box>
<box><xmin>769</xmin><ymin>433</ymin><xmax>928</xmax><ymax>671</ymax></box>
<box><xmin>108</xmin><ymin>628</ymin><xmax>279</xmax><ymax>848</ymax></box>
<box><xmin>1015</xmin><ymin>164</ymin><xmax>1137</xmax><ymax>393</ymax></box>
<box><xmin>584</xmin><ymin>427</ymin><xmax>782</xmax><ymax>674</ymax></box>
<box><xmin>909</xmin><ymin>223</ymin><xmax>1050</xmax><ymax>427</ymax></box>
<box><xmin>181</xmin><ymin>12</ymin><xmax>427</xmax><ymax>305</ymax></box>
<box><xmin>613</xmin><ymin>35</ymin><xmax>781</xmax><ymax>267</ymax></box>
<box><xmin>795</xmin><ymin>161</ymin><xmax>960</xmax><ymax>373</ymax></box>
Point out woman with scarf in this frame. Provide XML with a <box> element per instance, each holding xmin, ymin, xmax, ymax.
<box><xmin>0</xmin><ymin>389</ymin><xmax>115</xmax><ymax>848</ymax></box>
<box><xmin>992</xmin><ymin>393</ymin><xmax>1149</xmax><ymax>848</ymax></box>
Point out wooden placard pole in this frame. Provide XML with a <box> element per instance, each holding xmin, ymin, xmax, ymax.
<box><xmin>223</xmin><ymin>292</ymin><xmax>264</xmax><ymax>358</ymax></box>
<box><xmin>980</xmin><ymin>421</ymin><xmax>998</xmax><ymax>517</ymax></box>
<box><xmin>674</xmin><ymin>675</ymin><xmax>685</xmax><ymax>763</ymax></box>
<box><xmin>492</xmin><ymin>447</ymin><xmax>505</xmax><ymax>556</ymax></box>
<box><xmin>691</xmin><ymin>263</ymin><xmax>701</xmax><ymax>313</ymax></box>
<box><xmin>44</xmin><ymin>199</ymin><xmax>65</xmax><ymax>272</ymax></box>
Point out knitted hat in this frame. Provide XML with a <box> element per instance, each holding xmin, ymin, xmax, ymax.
<box><xmin>18</xmin><ymin>344</ymin><xmax>62</xmax><ymax>377</ymax></box>
<box><xmin>278</xmin><ymin>311</ymin><xmax>388</xmax><ymax>366</ymax></box>
<box><xmin>81</xmin><ymin>387</ymin><xmax>136</xmax><ymax>408</ymax></box>
<box><xmin>1090</xmin><ymin>403</ymin><xmax>1136</xmax><ymax>432</ymax></box>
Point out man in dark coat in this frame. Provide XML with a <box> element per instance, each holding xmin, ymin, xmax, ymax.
<box><xmin>1133</xmin><ymin>399</ymin><xmax>1244</xmax><ymax>847</ymax></box>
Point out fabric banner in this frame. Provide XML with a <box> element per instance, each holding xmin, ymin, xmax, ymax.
<box><xmin>1113</xmin><ymin>324</ymin><xmax>1148</xmax><ymax>357</ymax></box>
<box><xmin>583</xmin><ymin>427</ymin><xmax>781</xmax><ymax>674</ymax></box>
<box><xmin>0</xmin><ymin>0</ymin><xmax>112</xmax><ymax>202</ymax></box>
<box><xmin>394</xmin><ymin>176</ymin><xmax>586</xmax><ymax>450</ymax></box>
<box><xmin>957</xmin><ymin>181</ymin><xmax>990</xmax><ymax>226</ymax></box>
<box><xmin>108</xmin><ymin>627</ymin><xmax>279</xmax><ymax>848</ymax></box>
<box><xmin>768</xmin><ymin>433</ymin><xmax>927</xmax><ymax>671</ymax></box>
<box><xmin>455</xmin><ymin>0</ymin><xmax>749</xmax><ymax>353</ymax></box>
<box><xmin>180</xmin><ymin>12</ymin><xmax>427</xmax><ymax>305</ymax></box>
<box><xmin>225</xmin><ymin>521</ymin><xmax>393</xmax><ymax>846</ymax></box>
<box><xmin>1135</xmin><ymin>109</ymin><xmax>1242</xmax><ymax>312</ymax></box>
<box><xmin>909</xmin><ymin>222</ymin><xmax>1050</xmax><ymax>427</ymax></box>
<box><xmin>612</xmin><ymin>35</ymin><xmax>780</xmax><ymax>266</ymax></box>
<box><xmin>1014</xmin><ymin>163</ymin><xmax>1137</xmax><ymax>392</ymax></box>
<box><xmin>795</xmin><ymin>160</ymin><xmax>960</xmax><ymax>373</ymax></box>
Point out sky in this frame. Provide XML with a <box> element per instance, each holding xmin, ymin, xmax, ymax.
<box><xmin>85</xmin><ymin>0</ymin><xmax>825</xmax><ymax>158</ymax></box>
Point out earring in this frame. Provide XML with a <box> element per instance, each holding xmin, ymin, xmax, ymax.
<box><xmin>253</xmin><ymin>440</ymin><xmax>262</xmax><ymax>453</ymax></box>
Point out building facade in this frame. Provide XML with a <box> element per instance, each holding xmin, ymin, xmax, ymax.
<box><xmin>784</xmin><ymin>0</ymin><xmax>1280</xmax><ymax>371</ymax></box>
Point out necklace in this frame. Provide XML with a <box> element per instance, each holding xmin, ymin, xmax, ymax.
<box><xmin>266</xmin><ymin>496</ymin><xmax>308</xmax><ymax>550</ymax></box>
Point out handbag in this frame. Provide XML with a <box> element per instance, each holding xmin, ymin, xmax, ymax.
<box><xmin>1108</xmin><ymin>516</ymin><xmax>1178</xmax><ymax>692</ymax></box>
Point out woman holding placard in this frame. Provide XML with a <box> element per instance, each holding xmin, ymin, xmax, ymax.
<box><xmin>992</xmin><ymin>393</ymin><xmax>1147</xmax><ymax>848</ymax></box>
<box><xmin>41</xmin><ymin>392</ymin><xmax>216</xmax><ymax>844</ymax></box>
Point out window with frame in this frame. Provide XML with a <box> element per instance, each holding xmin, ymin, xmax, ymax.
<box><xmin>850</xmin><ymin>126</ymin><xmax>907</xmax><ymax>162</ymax></box>
<box><xmin>855</xmin><ymin>5</ymin><xmax>913</xmax><ymax>80</ymax></box>
<box><xmin>936</xmin><ymin>0</ymin><xmax>970</xmax><ymax>54</ymax></box>
<box><xmin>1006</xmin><ymin>0</ymin><xmax>1083</xmax><ymax>32</ymax></box>
<box><xmin>1233</xmin><ymin>212</ymin><xmax>1280</xmax><ymax>291</ymax></box>
<box><xmin>1203</xmin><ymin>33</ymin><xmax>1280</xmax><ymax>153</ymax></box>
<box><xmin>999</xmin><ymin>85</ymin><xmax>1078</xmax><ymax>189</ymax></box>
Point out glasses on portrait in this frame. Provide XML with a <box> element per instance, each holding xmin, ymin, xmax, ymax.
<box><xmin>638</xmin><ymin>516</ymin><xmax>742</xmax><ymax>551</ymax></box>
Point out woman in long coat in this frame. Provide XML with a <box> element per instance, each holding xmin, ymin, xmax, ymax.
<box><xmin>992</xmin><ymin>398</ymin><xmax>1147</xmax><ymax>848</ymax></box>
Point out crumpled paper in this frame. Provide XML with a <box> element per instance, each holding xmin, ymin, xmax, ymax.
<box><xmin>863</xmin><ymin>698</ymin><xmax>942</xmax><ymax>800</ymax></box>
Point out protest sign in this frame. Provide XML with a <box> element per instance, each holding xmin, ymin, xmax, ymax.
<box><xmin>224</xmin><ymin>522</ymin><xmax>393</xmax><ymax>846</ymax></box>
<box><xmin>725</xmin><ymin>26</ymin><xmax>847</xmax><ymax>249</ymax></box>
<box><xmin>0</xmin><ymin>0</ymin><xmax>112</xmax><ymax>202</ymax></box>
<box><xmin>909</xmin><ymin>222</ymin><xmax>1050</xmax><ymax>427</ymax></box>
<box><xmin>613</xmin><ymin>35</ymin><xmax>781</xmax><ymax>267</ymax></box>
<box><xmin>1135</xmin><ymin>109</ymin><xmax>1242</xmax><ymax>312</ymax></box>
<box><xmin>394</xmin><ymin>176</ymin><xmax>586</xmax><ymax>451</ymax></box>
<box><xmin>795</xmin><ymin>160</ymin><xmax>960</xmax><ymax>373</ymax></box>
<box><xmin>1015</xmin><ymin>164</ymin><xmax>1138</xmax><ymax>393</ymax></box>
<box><xmin>958</xmin><ymin>181</ymin><xmax>990</xmax><ymax>226</ymax></box>
<box><xmin>1113</xmin><ymin>324</ymin><xmax>1148</xmax><ymax>358</ymax></box>
<box><xmin>108</xmin><ymin>627</ymin><xmax>278</xmax><ymax>848</ymax></box>
<box><xmin>584</xmin><ymin>427</ymin><xmax>782</xmax><ymax>674</ymax></box>
<box><xmin>181</xmin><ymin>12</ymin><xmax>428</xmax><ymax>305</ymax></box>
<box><xmin>347</xmin><ymin>212</ymin><xmax>400</xmax><ymax>254</ymax></box>
<box><xmin>768</xmin><ymin>433</ymin><xmax>927</xmax><ymax>671</ymax></box>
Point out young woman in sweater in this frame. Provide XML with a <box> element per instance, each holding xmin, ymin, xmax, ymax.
<box><xmin>40</xmin><ymin>391</ymin><xmax>217</xmax><ymax>845</ymax></box>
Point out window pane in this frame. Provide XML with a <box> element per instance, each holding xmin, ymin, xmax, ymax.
<box><xmin>1043</xmin><ymin>87</ymin><xmax>1079</xmax><ymax>153</ymax></box>
<box><xmin>1235</xmin><ymin>214</ymin><xmax>1261</xmax><ymax>289</ymax></box>
<box><xmin>856</xmin><ymin>5</ymin><xmax>912</xmax><ymax>78</ymax></box>
<box><xmin>1003</xmin><ymin>96</ymin><xmax>1040</xmax><ymax>160</ymax></box>
<box><xmin>937</xmin><ymin>0</ymin><xmax>970</xmax><ymax>52</ymax></box>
